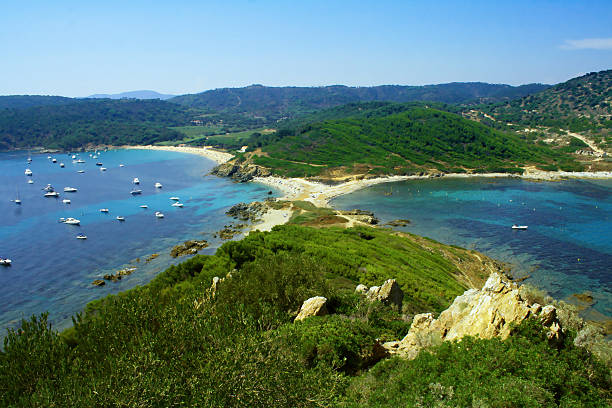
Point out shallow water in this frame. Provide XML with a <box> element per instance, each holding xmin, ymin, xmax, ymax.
<box><xmin>0</xmin><ymin>149</ymin><xmax>275</xmax><ymax>333</ymax></box>
<box><xmin>331</xmin><ymin>177</ymin><xmax>612</xmax><ymax>321</ymax></box>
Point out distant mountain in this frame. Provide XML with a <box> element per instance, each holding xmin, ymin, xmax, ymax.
<box><xmin>169</xmin><ymin>83</ymin><xmax>550</xmax><ymax>119</ymax></box>
<box><xmin>0</xmin><ymin>95</ymin><xmax>75</xmax><ymax>110</ymax></box>
<box><xmin>0</xmin><ymin>99</ymin><xmax>194</xmax><ymax>150</ymax></box>
<box><xmin>87</xmin><ymin>90</ymin><xmax>175</xmax><ymax>100</ymax></box>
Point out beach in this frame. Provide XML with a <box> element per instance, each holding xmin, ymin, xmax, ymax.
<box><xmin>128</xmin><ymin>145</ymin><xmax>234</xmax><ymax>165</ymax></box>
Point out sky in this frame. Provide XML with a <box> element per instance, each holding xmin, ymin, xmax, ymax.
<box><xmin>1</xmin><ymin>0</ymin><xmax>611</xmax><ymax>97</ymax></box>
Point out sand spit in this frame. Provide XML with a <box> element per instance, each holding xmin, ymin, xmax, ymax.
<box><xmin>127</xmin><ymin>145</ymin><xmax>234</xmax><ymax>165</ymax></box>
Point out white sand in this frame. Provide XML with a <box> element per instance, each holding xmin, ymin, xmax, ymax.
<box><xmin>127</xmin><ymin>145</ymin><xmax>234</xmax><ymax>164</ymax></box>
<box><xmin>248</xmin><ymin>208</ymin><xmax>293</xmax><ymax>233</ymax></box>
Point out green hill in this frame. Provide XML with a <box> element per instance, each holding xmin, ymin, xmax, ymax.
<box><xmin>247</xmin><ymin>105</ymin><xmax>581</xmax><ymax>177</ymax></box>
<box><xmin>482</xmin><ymin>70</ymin><xmax>612</xmax><ymax>150</ymax></box>
<box><xmin>1</xmin><ymin>225</ymin><xmax>608</xmax><ymax>407</ymax></box>
<box><xmin>170</xmin><ymin>82</ymin><xmax>549</xmax><ymax>120</ymax></box>
<box><xmin>0</xmin><ymin>99</ymin><xmax>197</xmax><ymax>150</ymax></box>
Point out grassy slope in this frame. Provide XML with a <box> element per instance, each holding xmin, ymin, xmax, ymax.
<box><xmin>1</xmin><ymin>224</ymin><xmax>608</xmax><ymax>407</ymax></box>
<box><xmin>251</xmin><ymin>106</ymin><xmax>581</xmax><ymax>177</ymax></box>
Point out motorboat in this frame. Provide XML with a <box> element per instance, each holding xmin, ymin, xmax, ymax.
<box><xmin>96</xmin><ymin>162</ymin><xmax>103</xmax><ymax>166</ymax></box>
<box><xmin>116</xmin><ymin>216</ymin><xmax>126</xmax><ymax>222</ymax></box>
<box><xmin>47</xmin><ymin>155</ymin><xmax>52</xmax><ymax>159</ymax></box>
<box><xmin>0</xmin><ymin>257</ymin><xmax>11</xmax><ymax>266</ymax></box>
<box><xmin>72</xmin><ymin>155</ymin><xmax>76</xmax><ymax>159</ymax></box>
<box><xmin>512</xmin><ymin>225</ymin><xmax>528</xmax><ymax>230</ymax></box>
<box><xmin>76</xmin><ymin>159</ymin><xmax>85</xmax><ymax>163</ymax></box>
<box><xmin>155</xmin><ymin>182</ymin><xmax>163</xmax><ymax>189</ymax></box>
<box><xmin>62</xmin><ymin>199</ymin><xmax>71</xmax><ymax>204</ymax></box>
<box><xmin>130</xmin><ymin>189</ymin><xmax>142</xmax><ymax>195</ymax></box>
<box><xmin>60</xmin><ymin>163</ymin><xmax>65</xmax><ymax>168</ymax></box>
<box><xmin>119</xmin><ymin>164</ymin><xmax>125</xmax><ymax>167</ymax></box>
<box><xmin>12</xmin><ymin>198</ymin><xmax>21</xmax><ymax>205</ymax></box>
<box><xmin>78</xmin><ymin>170</ymin><xmax>85</xmax><ymax>173</ymax></box>
<box><xmin>64</xmin><ymin>187</ymin><xmax>78</xmax><ymax>192</ymax></box>
<box><xmin>100</xmin><ymin>167</ymin><xmax>107</xmax><ymax>171</ymax></box>
<box><xmin>27</xmin><ymin>179</ymin><xmax>34</xmax><ymax>184</ymax></box>
<box><xmin>63</xmin><ymin>217</ymin><xmax>80</xmax><ymax>225</ymax></box>
<box><xmin>133</xmin><ymin>177</ymin><xmax>140</xmax><ymax>184</ymax></box>
<box><xmin>52</xmin><ymin>158</ymin><xmax>57</xmax><ymax>163</ymax></box>
<box><xmin>93</xmin><ymin>155</ymin><xmax>98</xmax><ymax>159</ymax></box>
<box><xmin>76</xmin><ymin>233</ymin><xmax>87</xmax><ymax>240</ymax></box>
<box><xmin>44</xmin><ymin>191</ymin><xmax>60</xmax><ymax>197</ymax></box>
<box><xmin>171</xmin><ymin>202</ymin><xmax>183</xmax><ymax>208</ymax></box>
<box><xmin>99</xmin><ymin>208</ymin><xmax>109</xmax><ymax>213</ymax></box>
<box><xmin>25</xmin><ymin>169</ymin><xmax>33</xmax><ymax>176</ymax></box>
<box><xmin>155</xmin><ymin>211</ymin><xmax>164</xmax><ymax>218</ymax></box>
<box><xmin>43</xmin><ymin>184</ymin><xmax>54</xmax><ymax>191</ymax></box>
<box><xmin>139</xmin><ymin>205</ymin><xmax>148</xmax><ymax>209</ymax></box>
<box><xmin>169</xmin><ymin>197</ymin><xmax>180</xmax><ymax>201</ymax></box>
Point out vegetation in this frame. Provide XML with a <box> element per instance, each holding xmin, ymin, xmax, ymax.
<box><xmin>0</xmin><ymin>95</ymin><xmax>75</xmax><ymax>110</ymax></box>
<box><xmin>244</xmin><ymin>104</ymin><xmax>582</xmax><ymax>177</ymax></box>
<box><xmin>0</xmin><ymin>99</ymin><xmax>197</xmax><ymax>150</ymax></box>
<box><xmin>479</xmin><ymin>69</ymin><xmax>612</xmax><ymax>150</ymax></box>
<box><xmin>1</xmin><ymin>225</ymin><xmax>609</xmax><ymax>406</ymax></box>
<box><xmin>169</xmin><ymin>83</ymin><xmax>550</xmax><ymax>122</ymax></box>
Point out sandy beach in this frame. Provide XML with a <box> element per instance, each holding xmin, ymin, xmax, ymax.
<box><xmin>128</xmin><ymin>145</ymin><xmax>235</xmax><ymax>165</ymax></box>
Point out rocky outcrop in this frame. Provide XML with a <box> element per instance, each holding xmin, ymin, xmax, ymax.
<box><xmin>295</xmin><ymin>296</ymin><xmax>328</xmax><ymax>321</ymax></box>
<box><xmin>383</xmin><ymin>272</ymin><xmax>564</xmax><ymax>359</ymax></box>
<box><xmin>226</xmin><ymin>201</ymin><xmax>268</xmax><ymax>222</ymax></box>
<box><xmin>92</xmin><ymin>279</ymin><xmax>105</xmax><ymax>286</ymax></box>
<box><xmin>211</xmin><ymin>162</ymin><xmax>271</xmax><ymax>182</ymax></box>
<box><xmin>384</xmin><ymin>219</ymin><xmax>411</xmax><ymax>227</ymax></box>
<box><xmin>170</xmin><ymin>240</ymin><xmax>209</xmax><ymax>258</ymax></box>
<box><xmin>338</xmin><ymin>209</ymin><xmax>379</xmax><ymax>225</ymax></box>
<box><xmin>357</xmin><ymin>279</ymin><xmax>404</xmax><ymax>312</ymax></box>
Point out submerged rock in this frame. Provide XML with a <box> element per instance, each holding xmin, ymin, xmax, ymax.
<box><xmin>383</xmin><ymin>272</ymin><xmax>564</xmax><ymax>359</ymax></box>
<box><xmin>170</xmin><ymin>240</ymin><xmax>209</xmax><ymax>258</ymax></box>
<box><xmin>295</xmin><ymin>296</ymin><xmax>328</xmax><ymax>321</ymax></box>
<box><xmin>92</xmin><ymin>279</ymin><xmax>105</xmax><ymax>286</ymax></box>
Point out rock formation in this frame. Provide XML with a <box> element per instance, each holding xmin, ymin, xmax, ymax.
<box><xmin>356</xmin><ymin>279</ymin><xmax>404</xmax><ymax>312</ymax></box>
<box><xmin>211</xmin><ymin>162</ymin><xmax>271</xmax><ymax>182</ymax></box>
<box><xmin>295</xmin><ymin>296</ymin><xmax>328</xmax><ymax>321</ymax></box>
<box><xmin>383</xmin><ymin>272</ymin><xmax>564</xmax><ymax>359</ymax></box>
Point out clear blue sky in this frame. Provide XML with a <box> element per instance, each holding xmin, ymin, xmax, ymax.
<box><xmin>1</xmin><ymin>0</ymin><xmax>611</xmax><ymax>97</ymax></box>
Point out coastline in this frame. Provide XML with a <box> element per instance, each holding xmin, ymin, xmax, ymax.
<box><xmin>126</xmin><ymin>145</ymin><xmax>234</xmax><ymax>165</ymax></box>
<box><xmin>254</xmin><ymin>170</ymin><xmax>612</xmax><ymax>208</ymax></box>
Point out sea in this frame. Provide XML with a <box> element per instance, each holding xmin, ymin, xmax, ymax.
<box><xmin>331</xmin><ymin>177</ymin><xmax>612</xmax><ymax>322</ymax></box>
<box><xmin>0</xmin><ymin>149</ymin><xmax>275</xmax><ymax>335</ymax></box>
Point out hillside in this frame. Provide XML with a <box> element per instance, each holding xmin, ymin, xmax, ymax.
<box><xmin>241</xmin><ymin>105</ymin><xmax>582</xmax><ymax>178</ymax></box>
<box><xmin>0</xmin><ymin>99</ymin><xmax>196</xmax><ymax>150</ymax></box>
<box><xmin>0</xmin><ymin>95</ymin><xmax>75</xmax><ymax>110</ymax></box>
<box><xmin>479</xmin><ymin>70</ymin><xmax>612</xmax><ymax>152</ymax></box>
<box><xmin>170</xmin><ymin>82</ymin><xmax>549</xmax><ymax>120</ymax></box>
<box><xmin>1</xmin><ymin>225</ymin><xmax>609</xmax><ymax>406</ymax></box>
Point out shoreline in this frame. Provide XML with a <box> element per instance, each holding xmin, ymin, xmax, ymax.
<box><xmin>126</xmin><ymin>145</ymin><xmax>234</xmax><ymax>165</ymax></box>
<box><xmin>254</xmin><ymin>170</ymin><xmax>612</xmax><ymax>208</ymax></box>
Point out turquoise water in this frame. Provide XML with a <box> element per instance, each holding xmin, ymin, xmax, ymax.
<box><xmin>0</xmin><ymin>149</ymin><xmax>275</xmax><ymax>334</ymax></box>
<box><xmin>331</xmin><ymin>177</ymin><xmax>612</xmax><ymax>321</ymax></box>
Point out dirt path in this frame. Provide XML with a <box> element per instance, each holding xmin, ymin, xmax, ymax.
<box><xmin>564</xmin><ymin>130</ymin><xmax>606</xmax><ymax>154</ymax></box>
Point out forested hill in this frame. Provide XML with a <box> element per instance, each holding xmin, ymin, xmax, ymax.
<box><xmin>169</xmin><ymin>82</ymin><xmax>549</xmax><ymax>119</ymax></box>
<box><xmin>0</xmin><ymin>95</ymin><xmax>75</xmax><ymax>110</ymax></box>
<box><xmin>482</xmin><ymin>70</ymin><xmax>612</xmax><ymax>148</ymax></box>
<box><xmin>0</xmin><ymin>99</ymin><xmax>196</xmax><ymax>150</ymax></box>
<box><xmin>246</xmin><ymin>105</ymin><xmax>581</xmax><ymax>177</ymax></box>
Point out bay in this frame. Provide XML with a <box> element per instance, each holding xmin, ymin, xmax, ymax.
<box><xmin>0</xmin><ymin>149</ymin><xmax>275</xmax><ymax>334</ymax></box>
<box><xmin>331</xmin><ymin>177</ymin><xmax>612</xmax><ymax>321</ymax></box>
